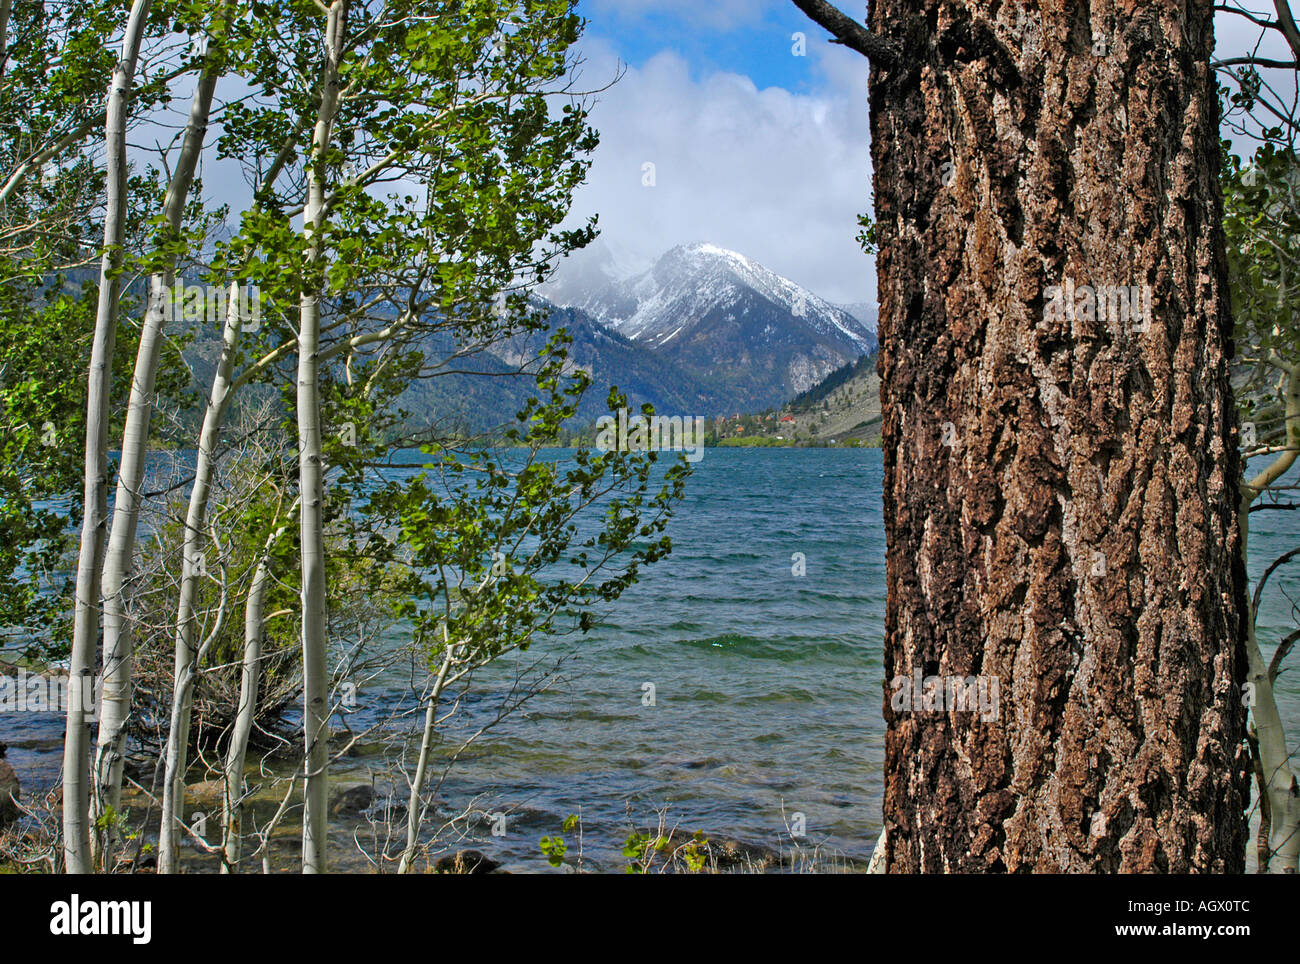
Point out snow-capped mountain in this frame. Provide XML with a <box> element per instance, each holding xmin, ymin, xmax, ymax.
<box><xmin>609</xmin><ymin>243</ymin><xmax>875</xmax><ymax>353</ymax></box>
<box><xmin>543</xmin><ymin>242</ymin><xmax>877</xmax><ymax>406</ymax></box>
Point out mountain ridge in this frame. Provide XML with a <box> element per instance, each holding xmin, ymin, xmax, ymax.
<box><xmin>171</xmin><ymin>243</ymin><xmax>878</xmax><ymax>437</ymax></box>
<box><xmin>538</xmin><ymin>241</ymin><xmax>877</xmax><ymax>410</ymax></box>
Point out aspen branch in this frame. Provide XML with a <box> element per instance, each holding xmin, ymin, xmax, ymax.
<box><xmin>1275</xmin><ymin>0</ymin><xmax>1300</xmax><ymax>59</ymax></box>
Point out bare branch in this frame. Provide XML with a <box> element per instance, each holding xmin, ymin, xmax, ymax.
<box><xmin>1269</xmin><ymin>627</ymin><xmax>1300</xmax><ymax>683</ymax></box>
<box><xmin>790</xmin><ymin>0</ymin><xmax>899</xmax><ymax>65</ymax></box>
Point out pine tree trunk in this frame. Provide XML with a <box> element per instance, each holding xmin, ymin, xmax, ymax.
<box><xmin>62</xmin><ymin>0</ymin><xmax>153</xmax><ymax>874</ymax></box>
<box><xmin>869</xmin><ymin>1</ymin><xmax>1248</xmax><ymax>871</ymax></box>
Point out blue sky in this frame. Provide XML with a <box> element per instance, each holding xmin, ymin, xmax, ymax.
<box><xmin>556</xmin><ymin>2</ymin><xmax>1300</xmax><ymax>308</ymax></box>
<box><xmin>578</xmin><ymin>0</ymin><xmax>831</xmax><ymax>93</ymax></box>
<box><xmin>557</xmin><ymin>0</ymin><xmax>876</xmax><ymax>304</ymax></box>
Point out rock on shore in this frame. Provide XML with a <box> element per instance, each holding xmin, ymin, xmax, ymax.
<box><xmin>0</xmin><ymin>743</ymin><xmax>21</xmax><ymax>829</ymax></box>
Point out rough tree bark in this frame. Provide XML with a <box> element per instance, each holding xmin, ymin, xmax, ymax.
<box><xmin>864</xmin><ymin>0</ymin><xmax>1248</xmax><ymax>872</ymax></box>
<box><xmin>62</xmin><ymin>0</ymin><xmax>153</xmax><ymax>874</ymax></box>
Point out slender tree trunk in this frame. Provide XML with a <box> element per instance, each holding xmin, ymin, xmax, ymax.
<box><xmin>93</xmin><ymin>50</ymin><xmax>222</xmax><ymax>869</ymax></box>
<box><xmin>1248</xmin><ymin>730</ymin><xmax>1271</xmax><ymax>871</ymax></box>
<box><xmin>869</xmin><ymin>1</ymin><xmax>1247</xmax><ymax>871</ymax></box>
<box><xmin>0</xmin><ymin>0</ymin><xmax>13</xmax><ymax>82</ymax></box>
<box><xmin>298</xmin><ymin>0</ymin><xmax>347</xmax><ymax>875</ymax></box>
<box><xmin>1241</xmin><ymin>529</ymin><xmax>1300</xmax><ymax>872</ymax></box>
<box><xmin>222</xmin><ymin>519</ymin><xmax>290</xmax><ymax>873</ymax></box>
<box><xmin>1239</xmin><ymin>365</ymin><xmax>1300</xmax><ymax>872</ymax></box>
<box><xmin>398</xmin><ymin>639</ymin><xmax>455</xmax><ymax>874</ymax></box>
<box><xmin>865</xmin><ymin>827</ymin><xmax>886</xmax><ymax>874</ymax></box>
<box><xmin>220</xmin><ymin>551</ymin><xmax>267</xmax><ymax>874</ymax></box>
<box><xmin>397</xmin><ymin>700</ymin><xmax>440</xmax><ymax>874</ymax></box>
<box><xmin>62</xmin><ymin>0</ymin><xmax>153</xmax><ymax>875</ymax></box>
<box><xmin>157</xmin><ymin>283</ymin><xmax>244</xmax><ymax>874</ymax></box>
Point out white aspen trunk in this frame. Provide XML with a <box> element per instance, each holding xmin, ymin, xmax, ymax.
<box><xmin>297</xmin><ymin>253</ymin><xmax>330</xmax><ymax>877</ymax></box>
<box><xmin>221</xmin><ymin>520</ymin><xmax>290</xmax><ymax>873</ymax></box>
<box><xmin>866</xmin><ymin>828</ymin><xmax>886</xmax><ymax>874</ymax></box>
<box><xmin>157</xmin><ymin>283</ymin><xmax>243</xmax><ymax>874</ymax></box>
<box><xmin>298</xmin><ymin>0</ymin><xmax>346</xmax><ymax>875</ymax></box>
<box><xmin>1244</xmin><ymin>599</ymin><xmax>1300</xmax><ymax>872</ymax></box>
<box><xmin>93</xmin><ymin>52</ymin><xmax>222</xmax><ymax>868</ymax></box>
<box><xmin>1240</xmin><ymin>366</ymin><xmax>1300</xmax><ymax>872</ymax></box>
<box><xmin>220</xmin><ymin>551</ymin><xmax>266</xmax><ymax>874</ymax></box>
<box><xmin>397</xmin><ymin>638</ymin><xmax>455</xmax><ymax>874</ymax></box>
<box><xmin>0</xmin><ymin>0</ymin><xmax>13</xmax><ymax>83</ymax></box>
<box><xmin>62</xmin><ymin>0</ymin><xmax>153</xmax><ymax>875</ymax></box>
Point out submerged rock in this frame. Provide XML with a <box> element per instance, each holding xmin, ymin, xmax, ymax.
<box><xmin>658</xmin><ymin>829</ymin><xmax>788</xmax><ymax>872</ymax></box>
<box><xmin>0</xmin><ymin>743</ymin><xmax>20</xmax><ymax>829</ymax></box>
<box><xmin>706</xmin><ymin>836</ymin><xmax>787</xmax><ymax>870</ymax></box>
<box><xmin>328</xmin><ymin>784</ymin><xmax>375</xmax><ymax>817</ymax></box>
<box><xmin>434</xmin><ymin>849</ymin><xmax>500</xmax><ymax>874</ymax></box>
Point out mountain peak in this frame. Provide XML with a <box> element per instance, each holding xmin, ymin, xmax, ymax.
<box><xmin>669</xmin><ymin>240</ymin><xmax>753</xmax><ymax>261</ymax></box>
<box><xmin>538</xmin><ymin>241</ymin><xmax>877</xmax><ymax>404</ymax></box>
<box><xmin>657</xmin><ymin>241</ymin><xmax>763</xmax><ymax>279</ymax></box>
<box><xmin>622</xmin><ymin>243</ymin><xmax>874</xmax><ymax>355</ymax></box>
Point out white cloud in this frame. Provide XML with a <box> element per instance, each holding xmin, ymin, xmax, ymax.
<box><xmin>562</xmin><ymin>36</ymin><xmax>875</xmax><ymax>305</ymax></box>
<box><xmin>556</xmin><ymin>8</ymin><xmax>1298</xmax><ymax>311</ymax></box>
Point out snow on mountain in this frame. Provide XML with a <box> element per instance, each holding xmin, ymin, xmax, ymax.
<box><xmin>604</xmin><ymin>242</ymin><xmax>876</xmax><ymax>356</ymax></box>
<box><xmin>538</xmin><ymin>242</ymin><xmax>877</xmax><ymax>408</ymax></box>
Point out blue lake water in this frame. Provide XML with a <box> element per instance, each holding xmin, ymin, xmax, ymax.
<box><xmin>4</xmin><ymin>446</ymin><xmax>1298</xmax><ymax>871</ymax></box>
<box><xmin>398</xmin><ymin>446</ymin><xmax>888</xmax><ymax>869</ymax></box>
<box><xmin>335</xmin><ymin>446</ymin><xmax>1300</xmax><ymax>870</ymax></box>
